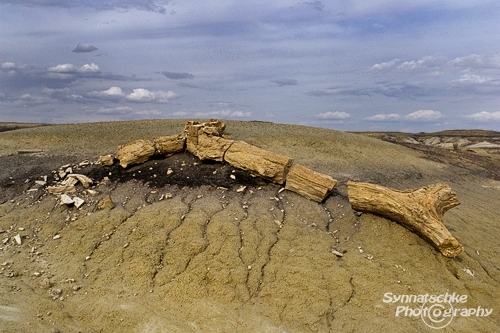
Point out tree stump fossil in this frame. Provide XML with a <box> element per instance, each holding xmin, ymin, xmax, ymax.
<box><xmin>347</xmin><ymin>181</ymin><xmax>463</xmax><ymax>257</ymax></box>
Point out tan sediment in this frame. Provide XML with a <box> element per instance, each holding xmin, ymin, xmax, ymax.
<box><xmin>0</xmin><ymin>120</ymin><xmax>498</xmax><ymax>332</ymax></box>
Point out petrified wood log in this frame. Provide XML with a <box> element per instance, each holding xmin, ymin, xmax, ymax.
<box><xmin>194</xmin><ymin>134</ymin><xmax>234</xmax><ymax>161</ymax></box>
<box><xmin>116</xmin><ymin>139</ymin><xmax>155</xmax><ymax>168</ymax></box>
<box><xmin>285</xmin><ymin>164</ymin><xmax>337</xmax><ymax>202</ymax></box>
<box><xmin>224</xmin><ymin>141</ymin><xmax>293</xmax><ymax>184</ymax></box>
<box><xmin>154</xmin><ymin>133</ymin><xmax>186</xmax><ymax>157</ymax></box>
<box><xmin>347</xmin><ymin>181</ymin><xmax>463</xmax><ymax>257</ymax></box>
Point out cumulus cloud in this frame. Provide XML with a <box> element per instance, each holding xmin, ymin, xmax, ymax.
<box><xmin>87</xmin><ymin>86</ymin><xmax>178</xmax><ymax>103</ymax></box>
<box><xmin>365</xmin><ymin>109</ymin><xmax>443</xmax><ymax>122</ymax></box>
<box><xmin>316</xmin><ymin>111</ymin><xmax>350</xmax><ymax>120</ymax></box>
<box><xmin>48</xmin><ymin>63</ymin><xmax>100</xmax><ymax>73</ymax></box>
<box><xmin>465</xmin><ymin>111</ymin><xmax>500</xmax><ymax>122</ymax></box>
<box><xmin>73</xmin><ymin>43</ymin><xmax>98</xmax><ymax>53</ymax></box>
<box><xmin>397</xmin><ymin>56</ymin><xmax>447</xmax><ymax>71</ymax></box>
<box><xmin>453</xmin><ymin>73</ymin><xmax>494</xmax><ymax>84</ymax></box>
<box><xmin>48</xmin><ymin>63</ymin><xmax>77</xmax><ymax>73</ymax></box>
<box><xmin>127</xmin><ymin>88</ymin><xmax>178</xmax><ymax>102</ymax></box>
<box><xmin>371</xmin><ymin>58</ymin><xmax>401</xmax><ymax>71</ymax></box>
<box><xmin>103</xmin><ymin>86</ymin><xmax>125</xmax><ymax>96</ymax></box>
<box><xmin>405</xmin><ymin>109</ymin><xmax>443</xmax><ymax>121</ymax></box>
<box><xmin>364</xmin><ymin>113</ymin><xmax>402</xmax><ymax>121</ymax></box>
<box><xmin>79</xmin><ymin>63</ymin><xmax>100</xmax><ymax>73</ymax></box>
<box><xmin>371</xmin><ymin>53</ymin><xmax>500</xmax><ymax>79</ymax></box>
<box><xmin>451</xmin><ymin>54</ymin><xmax>500</xmax><ymax>70</ymax></box>
<box><xmin>270</xmin><ymin>78</ymin><xmax>298</xmax><ymax>87</ymax></box>
<box><xmin>161</xmin><ymin>71</ymin><xmax>194</xmax><ymax>80</ymax></box>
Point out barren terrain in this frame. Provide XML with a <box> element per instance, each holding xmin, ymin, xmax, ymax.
<box><xmin>0</xmin><ymin>120</ymin><xmax>498</xmax><ymax>332</ymax></box>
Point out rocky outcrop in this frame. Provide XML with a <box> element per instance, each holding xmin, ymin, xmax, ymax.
<box><xmin>116</xmin><ymin>139</ymin><xmax>155</xmax><ymax>168</ymax></box>
<box><xmin>285</xmin><ymin>164</ymin><xmax>337</xmax><ymax>202</ymax></box>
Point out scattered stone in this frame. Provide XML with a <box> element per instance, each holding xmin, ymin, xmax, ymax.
<box><xmin>87</xmin><ymin>189</ymin><xmax>99</xmax><ymax>196</ymax></box>
<box><xmin>331</xmin><ymin>249</ymin><xmax>344</xmax><ymax>257</ymax></box>
<box><xmin>97</xmin><ymin>195</ymin><xmax>115</xmax><ymax>210</ymax></box>
<box><xmin>14</xmin><ymin>234</ymin><xmax>22</xmax><ymax>245</ymax></box>
<box><xmin>67</xmin><ymin>174</ymin><xmax>93</xmax><ymax>188</ymax></box>
<box><xmin>60</xmin><ymin>194</ymin><xmax>74</xmax><ymax>205</ymax></box>
<box><xmin>236</xmin><ymin>185</ymin><xmax>246</xmax><ymax>193</ymax></box>
<box><xmin>73</xmin><ymin>196</ymin><xmax>85</xmax><ymax>208</ymax></box>
<box><xmin>53</xmin><ymin>235</ymin><xmax>61</xmax><ymax>240</ymax></box>
<box><xmin>116</xmin><ymin>139</ymin><xmax>155</xmax><ymax>168</ymax></box>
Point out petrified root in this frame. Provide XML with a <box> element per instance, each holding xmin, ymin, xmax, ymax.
<box><xmin>347</xmin><ymin>181</ymin><xmax>463</xmax><ymax>257</ymax></box>
<box><xmin>285</xmin><ymin>164</ymin><xmax>337</xmax><ymax>202</ymax></box>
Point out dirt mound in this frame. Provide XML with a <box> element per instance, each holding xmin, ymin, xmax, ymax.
<box><xmin>0</xmin><ymin>120</ymin><xmax>498</xmax><ymax>332</ymax></box>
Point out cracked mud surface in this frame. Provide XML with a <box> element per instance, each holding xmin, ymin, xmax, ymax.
<box><xmin>0</xmin><ymin>120</ymin><xmax>499</xmax><ymax>332</ymax></box>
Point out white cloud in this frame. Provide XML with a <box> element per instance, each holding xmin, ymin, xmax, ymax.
<box><xmin>79</xmin><ymin>63</ymin><xmax>100</xmax><ymax>73</ymax></box>
<box><xmin>47</xmin><ymin>63</ymin><xmax>100</xmax><ymax>73</ymax></box>
<box><xmin>365</xmin><ymin>113</ymin><xmax>402</xmax><ymax>121</ymax></box>
<box><xmin>126</xmin><ymin>88</ymin><xmax>157</xmax><ymax>101</ymax></box>
<box><xmin>103</xmin><ymin>86</ymin><xmax>125</xmax><ymax>96</ymax></box>
<box><xmin>155</xmin><ymin>90</ymin><xmax>179</xmax><ymax>103</ymax></box>
<box><xmin>48</xmin><ymin>63</ymin><xmax>77</xmax><ymax>73</ymax></box>
<box><xmin>1</xmin><ymin>62</ymin><xmax>17</xmax><ymax>69</ymax></box>
<box><xmin>316</xmin><ymin>111</ymin><xmax>351</xmax><ymax>120</ymax></box>
<box><xmin>454</xmin><ymin>73</ymin><xmax>494</xmax><ymax>84</ymax></box>
<box><xmin>365</xmin><ymin>109</ymin><xmax>443</xmax><ymax>122</ymax></box>
<box><xmin>371</xmin><ymin>58</ymin><xmax>401</xmax><ymax>71</ymax></box>
<box><xmin>397</xmin><ymin>56</ymin><xmax>447</xmax><ymax>71</ymax></box>
<box><xmin>126</xmin><ymin>88</ymin><xmax>178</xmax><ymax>103</ymax></box>
<box><xmin>451</xmin><ymin>54</ymin><xmax>500</xmax><ymax>70</ymax></box>
<box><xmin>465</xmin><ymin>111</ymin><xmax>500</xmax><ymax>122</ymax></box>
<box><xmin>404</xmin><ymin>109</ymin><xmax>443</xmax><ymax>121</ymax></box>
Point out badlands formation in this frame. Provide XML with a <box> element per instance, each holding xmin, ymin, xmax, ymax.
<box><xmin>0</xmin><ymin>120</ymin><xmax>498</xmax><ymax>332</ymax></box>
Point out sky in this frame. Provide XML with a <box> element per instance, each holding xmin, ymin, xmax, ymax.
<box><xmin>1</xmin><ymin>0</ymin><xmax>500</xmax><ymax>132</ymax></box>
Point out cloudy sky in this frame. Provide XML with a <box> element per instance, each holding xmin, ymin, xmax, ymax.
<box><xmin>1</xmin><ymin>0</ymin><xmax>499</xmax><ymax>131</ymax></box>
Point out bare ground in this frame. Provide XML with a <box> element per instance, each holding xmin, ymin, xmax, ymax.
<box><xmin>0</xmin><ymin>120</ymin><xmax>498</xmax><ymax>332</ymax></box>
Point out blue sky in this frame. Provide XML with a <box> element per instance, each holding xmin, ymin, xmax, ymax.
<box><xmin>1</xmin><ymin>0</ymin><xmax>499</xmax><ymax>132</ymax></box>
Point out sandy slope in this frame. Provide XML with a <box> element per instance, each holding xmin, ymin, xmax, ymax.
<box><xmin>0</xmin><ymin>120</ymin><xmax>498</xmax><ymax>332</ymax></box>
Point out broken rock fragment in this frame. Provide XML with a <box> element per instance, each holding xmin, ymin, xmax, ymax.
<box><xmin>116</xmin><ymin>139</ymin><xmax>155</xmax><ymax>168</ymax></box>
<box><xmin>285</xmin><ymin>164</ymin><xmax>337</xmax><ymax>202</ymax></box>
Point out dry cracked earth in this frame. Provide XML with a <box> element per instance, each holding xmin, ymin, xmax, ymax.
<box><xmin>0</xmin><ymin>120</ymin><xmax>499</xmax><ymax>332</ymax></box>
